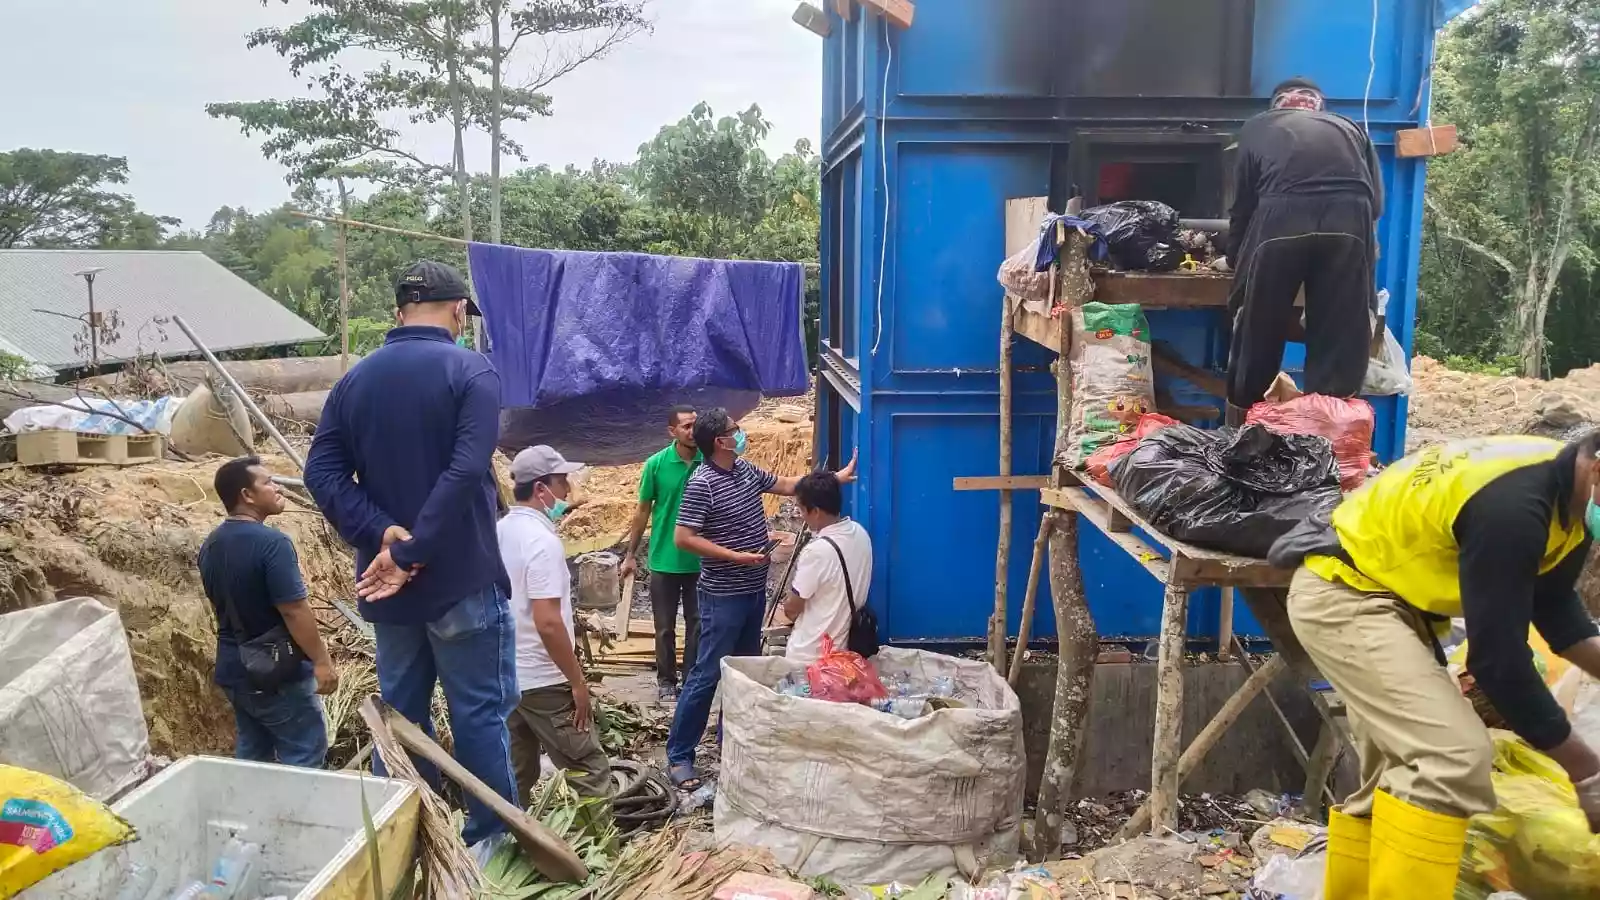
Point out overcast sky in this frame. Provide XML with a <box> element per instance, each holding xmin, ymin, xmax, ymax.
<box><xmin>8</xmin><ymin>0</ymin><xmax>823</xmax><ymax>229</ymax></box>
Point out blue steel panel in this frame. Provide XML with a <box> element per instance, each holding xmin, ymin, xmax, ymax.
<box><xmin>824</xmin><ymin>0</ymin><xmax>1442</xmax><ymax>642</ymax></box>
<box><xmin>895</xmin><ymin>0</ymin><xmax>1054</xmax><ymax>98</ymax></box>
<box><xmin>883</xmin><ymin>407</ymin><xmax>1054</xmax><ymax>641</ymax></box>
<box><xmin>1253</xmin><ymin>0</ymin><xmax>1413</xmax><ymax>101</ymax></box>
<box><xmin>889</xmin><ymin>142</ymin><xmax>1052</xmax><ymax>374</ymax></box>
<box><xmin>843</xmin><ymin>153</ymin><xmax>861</xmax><ymax>356</ymax></box>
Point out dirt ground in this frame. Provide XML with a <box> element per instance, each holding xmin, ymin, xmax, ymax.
<box><xmin>1406</xmin><ymin>356</ymin><xmax>1600</xmax><ymax>450</ymax></box>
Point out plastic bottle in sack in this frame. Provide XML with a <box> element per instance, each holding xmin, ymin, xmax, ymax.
<box><xmin>203</xmin><ymin>837</ymin><xmax>261</xmax><ymax>899</ymax></box>
<box><xmin>170</xmin><ymin>883</ymin><xmax>208</xmax><ymax>900</ymax></box>
<box><xmin>111</xmin><ymin>863</ymin><xmax>157</xmax><ymax>900</ymax></box>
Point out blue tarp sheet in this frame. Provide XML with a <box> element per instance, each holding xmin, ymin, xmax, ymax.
<box><xmin>468</xmin><ymin>244</ymin><xmax>808</xmax><ymax>464</ymax></box>
<box><xmin>468</xmin><ymin>244</ymin><xmax>808</xmax><ymax>409</ymax></box>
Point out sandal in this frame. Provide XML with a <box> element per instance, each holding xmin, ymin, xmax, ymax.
<box><xmin>668</xmin><ymin>763</ymin><xmax>702</xmax><ymax>791</ymax></box>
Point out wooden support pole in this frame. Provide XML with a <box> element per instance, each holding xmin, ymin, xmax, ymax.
<box><xmin>1300</xmin><ymin>723</ymin><xmax>1341</xmax><ymax>821</ymax></box>
<box><xmin>1007</xmin><ymin>514</ymin><xmax>1055</xmax><ymax>687</ymax></box>
<box><xmin>1149</xmin><ymin>583</ymin><xmax>1192</xmax><ymax>834</ymax></box>
<box><xmin>1117</xmin><ymin>654</ymin><xmax>1289</xmax><ymax>840</ymax></box>
<box><xmin>990</xmin><ymin>300</ymin><xmax>1015</xmax><ymax>673</ymax></box>
<box><xmin>1031</xmin><ymin>510</ymin><xmax>1098</xmax><ymax>861</ymax></box>
<box><xmin>1217</xmin><ymin>586</ymin><xmax>1235</xmax><ymax>661</ymax></box>
<box><xmin>1029</xmin><ymin>231</ymin><xmax>1097</xmax><ymax>862</ymax></box>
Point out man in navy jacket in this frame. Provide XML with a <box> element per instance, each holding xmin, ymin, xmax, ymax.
<box><xmin>306</xmin><ymin>260</ymin><xmax>517</xmax><ymax>854</ymax></box>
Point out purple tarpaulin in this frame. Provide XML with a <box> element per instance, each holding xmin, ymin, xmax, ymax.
<box><xmin>468</xmin><ymin>244</ymin><xmax>808</xmax><ymax>409</ymax></box>
<box><xmin>467</xmin><ymin>243</ymin><xmax>808</xmax><ymax>465</ymax></box>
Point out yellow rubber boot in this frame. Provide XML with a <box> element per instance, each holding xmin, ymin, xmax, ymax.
<box><xmin>1324</xmin><ymin>807</ymin><xmax>1372</xmax><ymax>900</ymax></box>
<box><xmin>1369</xmin><ymin>790</ymin><xmax>1469</xmax><ymax>900</ymax></box>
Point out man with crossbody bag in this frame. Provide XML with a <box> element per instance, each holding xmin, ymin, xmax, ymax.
<box><xmin>199</xmin><ymin>456</ymin><xmax>338</xmax><ymax>767</ymax></box>
<box><xmin>784</xmin><ymin>471</ymin><xmax>878</xmax><ymax>663</ymax></box>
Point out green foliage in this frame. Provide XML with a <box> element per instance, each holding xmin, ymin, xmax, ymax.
<box><xmin>1420</xmin><ymin>0</ymin><xmax>1600</xmax><ymax>377</ymax></box>
<box><xmin>0</xmin><ymin>352</ymin><xmax>34</xmax><ymax>380</ymax></box>
<box><xmin>0</xmin><ymin>149</ymin><xmax>178</xmax><ymax>249</ymax></box>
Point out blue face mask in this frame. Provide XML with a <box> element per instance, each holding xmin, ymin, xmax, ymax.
<box><xmin>733</xmin><ymin>429</ymin><xmax>748</xmax><ymax>456</ymax></box>
<box><xmin>1587</xmin><ymin>498</ymin><xmax>1599</xmax><ymax>539</ymax></box>
<box><xmin>546</xmin><ymin>499</ymin><xmax>570</xmax><ymax>523</ymax></box>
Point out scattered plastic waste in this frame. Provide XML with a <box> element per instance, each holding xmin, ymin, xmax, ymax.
<box><xmin>171</xmin><ymin>883</ymin><xmax>207</xmax><ymax>900</ymax></box>
<box><xmin>1244</xmin><ymin>788</ymin><xmax>1299</xmax><ymax>819</ymax></box>
<box><xmin>680</xmin><ymin>779</ymin><xmax>718</xmax><ymax>814</ymax></box>
<box><xmin>1249</xmin><ymin>851</ymin><xmax>1324</xmax><ymax>900</ymax></box>
<box><xmin>774</xmin><ymin>672</ymin><xmax>812</xmax><ymax>698</ymax></box>
<box><xmin>869</xmin><ymin>697</ymin><xmax>931</xmax><ymax>719</ymax></box>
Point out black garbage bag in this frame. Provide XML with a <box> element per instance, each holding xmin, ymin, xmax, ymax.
<box><xmin>1080</xmin><ymin>200</ymin><xmax>1185</xmax><ymax>272</ymax></box>
<box><xmin>1110</xmin><ymin>424</ymin><xmax>1342</xmax><ymax>558</ymax></box>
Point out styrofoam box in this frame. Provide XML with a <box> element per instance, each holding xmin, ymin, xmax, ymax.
<box><xmin>25</xmin><ymin>756</ymin><xmax>420</xmax><ymax>899</ymax></box>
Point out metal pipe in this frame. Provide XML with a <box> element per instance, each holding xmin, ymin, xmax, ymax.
<box><xmin>1177</xmin><ymin>218</ymin><xmax>1229</xmax><ymax>234</ymax></box>
<box><xmin>172</xmin><ymin>315</ymin><xmax>307</xmax><ymax>472</ymax></box>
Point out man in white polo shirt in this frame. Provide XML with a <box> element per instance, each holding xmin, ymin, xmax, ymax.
<box><xmin>498</xmin><ymin>445</ymin><xmax>613</xmax><ymax>803</ymax></box>
<box><xmin>783</xmin><ymin>471</ymin><xmax>873</xmax><ymax>664</ymax></box>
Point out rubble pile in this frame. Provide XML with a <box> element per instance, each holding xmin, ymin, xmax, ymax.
<box><xmin>1407</xmin><ymin>356</ymin><xmax>1600</xmax><ymax>450</ymax></box>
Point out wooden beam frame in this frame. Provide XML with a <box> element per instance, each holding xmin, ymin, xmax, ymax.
<box><xmin>953</xmin><ymin>475</ymin><xmax>1051</xmax><ymax>491</ymax></box>
<box><xmin>856</xmin><ymin>0</ymin><xmax>914</xmax><ymax>28</ymax></box>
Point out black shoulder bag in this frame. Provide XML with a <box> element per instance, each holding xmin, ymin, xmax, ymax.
<box><xmin>819</xmin><ymin>536</ymin><xmax>880</xmax><ymax>658</ymax></box>
<box><xmin>219</xmin><ymin>587</ymin><xmax>306</xmax><ymax>693</ymax></box>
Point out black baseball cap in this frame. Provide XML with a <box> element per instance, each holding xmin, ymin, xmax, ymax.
<box><xmin>395</xmin><ymin>260</ymin><xmax>481</xmax><ymax>316</ymax></box>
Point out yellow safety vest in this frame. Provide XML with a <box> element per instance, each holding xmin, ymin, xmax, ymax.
<box><xmin>1305</xmin><ymin>436</ymin><xmax>1589</xmax><ymax>616</ymax></box>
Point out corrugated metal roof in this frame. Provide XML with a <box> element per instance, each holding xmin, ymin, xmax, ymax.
<box><xmin>0</xmin><ymin>249</ymin><xmax>326</xmax><ymax>370</ymax></box>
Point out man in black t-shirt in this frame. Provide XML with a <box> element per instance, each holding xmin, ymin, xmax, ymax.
<box><xmin>199</xmin><ymin>456</ymin><xmax>337</xmax><ymax>767</ymax></box>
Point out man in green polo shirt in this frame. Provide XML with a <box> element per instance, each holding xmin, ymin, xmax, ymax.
<box><xmin>621</xmin><ymin>405</ymin><xmax>703</xmax><ymax>701</ymax></box>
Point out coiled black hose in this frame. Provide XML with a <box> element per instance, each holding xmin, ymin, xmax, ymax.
<box><xmin>609</xmin><ymin>759</ymin><xmax>678</xmax><ymax>838</ymax></box>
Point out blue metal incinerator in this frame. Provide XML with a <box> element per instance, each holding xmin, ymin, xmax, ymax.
<box><xmin>813</xmin><ymin>0</ymin><xmax>1479</xmax><ymax>644</ymax></box>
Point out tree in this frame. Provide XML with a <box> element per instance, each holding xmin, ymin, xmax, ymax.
<box><xmin>0</xmin><ymin>149</ymin><xmax>177</xmax><ymax>249</ymax></box>
<box><xmin>480</xmin><ymin>0</ymin><xmax>651</xmax><ymax>242</ymax></box>
<box><xmin>633</xmin><ymin>103</ymin><xmax>784</xmax><ymax>258</ymax></box>
<box><xmin>1423</xmin><ymin>0</ymin><xmax>1600</xmax><ymax>377</ymax></box>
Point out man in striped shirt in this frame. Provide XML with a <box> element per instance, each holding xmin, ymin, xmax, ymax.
<box><xmin>664</xmin><ymin>407</ymin><xmax>857</xmax><ymax>789</ymax></box>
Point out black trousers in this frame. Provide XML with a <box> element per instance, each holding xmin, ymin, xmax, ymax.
<box><xmin>650</xmin><ymin>570</ymin><xmax>700</xmax><ymax>687</ymax></box>
<box><xmin>1226</xmin><ymin>195</ymin><xmax>1376</xmax><ymax>409</ymax></box>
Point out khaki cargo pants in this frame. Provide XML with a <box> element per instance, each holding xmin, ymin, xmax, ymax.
<box><xmin>1286</xmin><ymin>567</ymin><xmax>1496</xmax><ymax>819</ymax></box>
<box><xmin>508</xmin><ymin>684</ymin><xmax>615</xmax><ymax>805</ymax></box>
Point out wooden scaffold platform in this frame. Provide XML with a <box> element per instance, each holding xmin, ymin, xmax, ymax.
<box><xmin>959</xmin><ymin>197</ymin><xmax>1351</xmax><ymax>854</ymax></box>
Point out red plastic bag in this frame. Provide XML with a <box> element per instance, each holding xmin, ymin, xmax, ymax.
<box><xmin>1085</xmin><ymin>413</ymin><xmax>1181</xmax><ymax>487</ymax></box>
<box><xmin>805</xmin><ymin>635</ymin><xmax>888</xmax><ymax>704</ymax></box>
<box><xmin>1245</xmin><ymin>394</ymin><xmax>1375</xmax><ymax>490</ymax></box>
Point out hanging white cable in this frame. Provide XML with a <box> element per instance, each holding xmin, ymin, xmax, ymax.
<box><xmin>870</xmin><ymin>18</ymin><xmax>892</xmax><ymax>358</ymax></box>
<box><xmin>1364</xmin><ymin>0</ymin><xmax>1379</xmax><ymax>131</ymax></box>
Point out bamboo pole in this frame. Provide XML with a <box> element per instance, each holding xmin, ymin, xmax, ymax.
<box><xmin>172</xmin><ymin>316</ymin><xmax>306</xmax><ymax>472</ymax></box>
<box><xmin>1116</xmin><ymin>654</ymin><xmax>1289</xmax><ymax>841</ymax></box>
<box><xmin>287</xmin><ymin>209</ymin><xmax>471</xmax><ymax>247</ymax></box>
<box><xmin>338</xmin><ymin>222</ymin><xmax>351</xmax><ymax>372</ymax></box>
<box><xmin>1007</xmin><ymin>514</ymin><xmax>1054</xmax><ymax>687</ymax></box>
<box><xmin>1217</xmin><ymin>586</ymin><xmax>1236</xmax><ymax>661</ymax></box>
<box><xmin>990</xmin><ymin>299</ymin><xmax>1015</xmax><ymax>673</ymax></box>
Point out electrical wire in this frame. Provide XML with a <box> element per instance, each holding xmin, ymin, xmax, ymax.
<box><xmin>1364</xmin><ymin>0</ymin><xmax>1379</xmax><ymax>132</ymax></box>
<box><xmin>870</xmin><ymin>17</ymin><xmax>892</xmax><ymax>357</ymax></box>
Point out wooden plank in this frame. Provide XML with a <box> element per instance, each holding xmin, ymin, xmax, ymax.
<box><xmin>1005</xmin><ymin>197</ymin><xmax>1050</xmax><ymax>256</ymax></box>
<box><xmin>857</xmin><ymin>0</ymin><xmax>913</xmax><ymax>27</ymax></box>
<box><xmin>1118</xmin><ymin>654</ymin><xmax>1290</xmax><ymax>840</ymax></box>
<box><xmin>1152</xmin><ymin>342</ymin><xmax>1228</xmax><ymax>398</ymax></box>
<box><xmin>1042</xmin><ymin>488</ymin><xmax>1171</xmax><ymax>583</ymax></box>
<box><xmin>1150</xmin><ymin>582</ymin><xmax>1191</xmax><ymax>835</ymax></box>
<box><xmin>1092</xmin><ymin>271</ymin><xmax>1232</xmax><ymax>309</ymax></box>
<box><xmin>1217</xmin><ymin>587</ymin><xmax>1235</xmax><ymax>661</ymax></box>
<box><xmin>952</xmin><ymin>475</ymin><xmax>1050</xmax><ymax>491</ymax></box>
<box><xmin>612</xmin><ymin>571</ymin><xmax>635</xmax><ymax>638</ymax></box>
<box><xmin>1396</xmin><ymin>124</ymin><xmax>1459</xmax><ymax>158</ymax></box>
<box><xmin>1300</xmin><ymin>723</ymin><xmax>1341</xmax><ymax>820</ymax></box>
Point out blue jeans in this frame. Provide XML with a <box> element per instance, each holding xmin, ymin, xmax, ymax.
<box><xmin>666</xmin><ymin>589</ymin><xmax>765</xmax><ymax>769</ymax></box>
<box><xmin>372</xmin><ymin>586</ymin><xmax>519</xmax><ymax>846</ymax></box>
<box><xmin>225</xmin><ymin>676</ymin><xmax>329</xmax><ymax>768</ymax></box>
